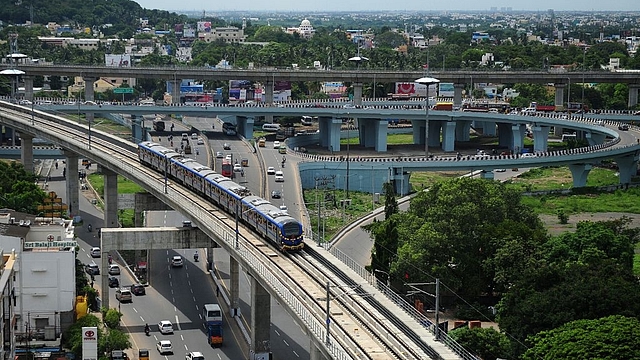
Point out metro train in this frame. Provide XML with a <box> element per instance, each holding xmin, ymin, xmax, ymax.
<box><xmin>138</xmin><ymin>141</ymin><xmax>304</xmax><ymax>251</ymax></box>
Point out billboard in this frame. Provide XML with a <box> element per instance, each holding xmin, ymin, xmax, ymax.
<box><xmin>184</xmin><ymin>28</ymin><xmax>196</xmax><ymax>38</ymax></box>
<box><xmin>395</xmin><ymin>82</ymin><xmax>435</xmax><ymax>97</ymax></box>
<box><xmin>82</xmin><ymin>327</ymin><xmax>98</xmax><ymax>360</ymax></box>
<box><xmin>274</xmin><ymin>81</ymin><xmax>291</xmax><ymax>91</ymax></box>
<box><xmin>197</xmin><ymin>21</ymin><xmax>212</xmax><ymax>32</ymax></box>
<box><xmin>105</xmin><ymin>54</ymin><xmax>131</xmax><ymax>67</ymax></box>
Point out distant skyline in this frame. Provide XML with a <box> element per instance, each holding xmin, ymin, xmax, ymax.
<box><xmin>132</xmin><ymin>1</ymin><xmax>639</xmax><ymax>13</ymax></box>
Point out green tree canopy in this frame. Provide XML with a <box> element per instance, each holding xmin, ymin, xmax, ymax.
<box><xmin>449</xmin><ymin>327</ymin><xmax>510</xmax><ymax>360</ymax></box>
<box><xmin>523</xmin><ymin>315</ymin><xmax>640</xmax><ymax>360</ymax></box>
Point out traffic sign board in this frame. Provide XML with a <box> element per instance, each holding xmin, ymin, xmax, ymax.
<box><xmin>113</xmin><ymin>87</ymin><xmax>134</xmax><ymax>94</ymax></box>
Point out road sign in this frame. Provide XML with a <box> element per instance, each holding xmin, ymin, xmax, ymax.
<box><xmin>113</xmin><ymin>88</ymin><xmax>134</xmax><ymax>94</ymax></box>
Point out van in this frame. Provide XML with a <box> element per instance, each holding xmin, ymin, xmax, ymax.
<box><xmin>258</xmin><ymin>138</ymin><xmax>266</xmax><ymax>147</ymax></box>
<box><xmin>262</xmin><ymin>123</ymin><xmax>281</xmax><ymax>132</ymax></box>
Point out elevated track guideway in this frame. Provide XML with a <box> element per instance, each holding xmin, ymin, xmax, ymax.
<box><xmin>0</xmin><ymin>101</ymin><xmax>467</xmax><ymax>359</ymax></box>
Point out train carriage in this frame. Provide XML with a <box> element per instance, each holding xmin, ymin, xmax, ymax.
<box><xmin>242</xmin><ymin>196</ymin><xmax>303</xmax><ymax>250</ymax></box>
<box><xmin>204</xmin><ymin>173</ymin><xmax>233</xmax><ymax>205</ymax></box>
<box><xmin>179</xmin><ymin>160</ymin><xmax>214</xmax><ymax>193</ymax></box>
<box><xmin>214</xmin><ymin>179</ymin><xmax>250</xmax><ymax>213</ymax></box>
<box><xmin>170</xmin><ymin>158</ymin><xmax>198</xmax><ymax>184</ymax></box>
<box><xmin>138</xmin><ymin>142</ymin><xmax>182</xmax><ymax>170</ymax></box>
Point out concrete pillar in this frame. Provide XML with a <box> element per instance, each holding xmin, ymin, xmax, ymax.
<box><xmin>237</xmin><ymin>116</ymin><xmax>255</xmax><ymax>139</ymax></box>
<box><xmin>230</xmin><ymin>256</ymin><xmax>240</xmax><ymax>317</ymax></box>
<box><xmin>250</xmin><ymin>276</ymin><xmax>271</xmax><ymax>359</ymax></box>
<box><xmin>554</xmin><ymin>84</ymin><xmax>566</xmax><ymax>108</ymax></box>
<box><xmin>19</xmin><ymin>134</ymin><xmax>34</xmax><ymax>173</ymax></box>
<box><xmin>511</xmin><ymin>124</ymin><xmax>526</xmax><ymax>153</ymax></box>
<box><xmin>532</xmin><ymin>125</ymin><xmax>550</xmax><ymax>152</ymax></box>
<box><xmin>64</xmin><ymin>151</ymin><xmax>79</xmax><ymax>217</ymax></box>
<box><xmin>483</xmin><ymin>121</ymin><xmax>496</xmax><ymax>136</ymax></box>
<box><xmin>206</xmin><ymin>247</ymin><xmax>214</xmax><ymax>271</ymax></box>
<box><xmin>83</xmin><ymin>77</ymin><xmax>96</xmax><ymax>123</ymax></box>
<box><xmin>352</xmin><ymin>83</ymin><xmax>363</xmax><ymax>106</ymax></box>
<box><xmin>585</xmin><ymin>132</ymin><xmax>606</xmax><ymax>146</ymax></box>
<box><xmin>480</xmin><ymin>171</ymin><xmax>494</xmax><ymax>180</ymax></box>
<box><xmin>373</xmin><ymin>119</ymin><xmax>388</xmax><ymax>152</ymax></box>
<box><xmin>554</xmin><ymin>126</ymin><xmax>564</xmax><ymax>136</ymax></box>
<box><xmin>455</xmin><ymin>120</ymin><xmax>472</xmax><ymax>142</ymax></box>
<box><xmin>497</xmin><ymin>123</ymin><xmax>511</xmax><ymax>149</ymax></box>
<box><xmin>568</xmin><ymin>163</ymin><xmax>592</xmax><ymax>187</ymax></box>
<box><xmin>615</xmin><ymin>155</ymin><xmax>639</xmax><ymax>184</ymax></box>
<box><xmin>169</xmin><ymin>79</ymin><xmax>181</xmax><ymax>105</ymax></box>
<box><xmin>453</xmin><ymin>83</ymin><xmax>465</xmax><ymax>109</ymax></box>
<box><xmin>441</xmin><ymin>121</ymin><xmax>457</xmax><ymax>152</ymax></box>
<box><xmin>2</xmin><ymin>127</ymin><xmax>13</xmax><ymax>145</ymax></box>
<box><xmin>23</xmin><ymin>76</ymin><xmax>34</xmax><ymax>102</ymax></box>
<box><xmin>629</xmin><ymin>85</ymin><xmax>639</xmax><ymax>109</ymax></box>
<box><xmin>103</xmin><ymin>168</ymin><xmax>119</xmax><ymax>228</ymax></box>
<box><xmin>264</xmin><ymin>80</ymin><xmax>274</xmax><ymax>124</ymax></box>
<box><xmin>319</xmin><ymin>117</ymin><xmax>341</xmax><ymax>152</ymax></box>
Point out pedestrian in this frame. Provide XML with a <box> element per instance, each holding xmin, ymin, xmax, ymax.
<box><xmin>216</xmin><ymin>285</ymin><xmax>220</xmax><ymax>296</ymax></box>
<box><xmin>62</xmin><ymin>168</ymin><xmax>66</xmax><ymax>177</ymax></box>
<box><xmin>55</xmin><ymin>161</ymin><xmax>58</xmax><ymax>169</ymax></box>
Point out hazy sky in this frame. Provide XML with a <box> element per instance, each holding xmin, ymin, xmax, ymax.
<box><xmin>133</xmin><ymin>1</ymin><xmax>639</xmax><ymax>13</ymax></box>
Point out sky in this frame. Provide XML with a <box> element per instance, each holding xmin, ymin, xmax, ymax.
<box><xmin>132</xmin><ymin>1</ymin><xmax>640</xmax><ymax>13</ymax></box>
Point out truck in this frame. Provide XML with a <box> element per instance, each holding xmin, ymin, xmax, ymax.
<box><xmin>432</xmin><ymin>102</ymin><xmax>453</xmax><ymax>111</ymax></box>
<box><xmin>529</xmin><ymin>102</ymin><xmax>557</xmax><ymax>112</ymax></box>
<box><xmin>203</xmin><ymin>304</ymin><xmax>223</xmax><ymax>346</ymax></box>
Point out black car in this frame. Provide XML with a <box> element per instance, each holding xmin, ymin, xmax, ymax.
<box><xmin>131</xmin><ymin>283</ymin><xmax>146</xmax><ymax>296</ymax></box>
<box><xmin>223</xmin><ymin>143</ymin><xmax>231</xmax><ymax>150</ymax></box>
<box><xmin>271</xmin><ymin>190</ymin><xmax>282</xmax><ymax>199</ymax></box>
<box><xmin>618</xmin><ymin>124</ymin><xmax>630</xmax><ymax>131</ymax></box>
<box><xmin>108</xmin><ymin>276</ymin><xmax>119</xmax><ymax>288</ymax></box>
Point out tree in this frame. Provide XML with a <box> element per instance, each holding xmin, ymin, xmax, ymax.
<box><xmin>383</xmin><ymin>181</ymin><xmax>398</xmax><ymax>220</ymax></box>
<box><xmin>449</xmin><ymin>327</ymin><xmax>510</xmax><ymax>360</ymax></box>
<box><xmin>523</xmin><ymin>315</ymin><xmax>640</xmax><ymax>360</ymax></box>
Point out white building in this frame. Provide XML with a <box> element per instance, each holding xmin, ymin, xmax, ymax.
<box><xmin>286</xmin><ymin>19</ymin><xmax>315</xmax><ymax>39</ymax></box>
<box><xmin>0</xmin><ymin>211</ymin><xmax>77</xmax><ymax>352</ymax></box>
<box><xmin>199</xmin><ymin>27</ymin><xmax>246</xmax><ymax>43</ymax></box>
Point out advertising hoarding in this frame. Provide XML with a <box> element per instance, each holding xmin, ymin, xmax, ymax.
<box><xmin>105</xmin><ymin>54</ymin><xmax>131</xmax><ymax>67</ymax></box>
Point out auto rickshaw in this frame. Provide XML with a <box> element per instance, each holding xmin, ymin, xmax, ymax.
<box><xmin>139</xmin><ymin>349</ymin><xmax>149</xmax><ymax>360</ymax></box>
<box><xmin>241</xmin><ymin>158</ymin><xmax>249</xmax><ymax>167</ymax></box>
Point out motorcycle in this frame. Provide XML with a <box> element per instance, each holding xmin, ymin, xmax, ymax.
<box><xmin>87</xmin><ymin>224</ymin><xmax>92</xmax><ymax>232</ymax></box>
<box><xmin>144</xmin><ymin>326</ymin><xmax>150</xmax><ymax>336</ymax></box>
<box><xmin>281</xmin><ymin>161</ymin><xmax>285</xmax><ymax>168</ymax></box>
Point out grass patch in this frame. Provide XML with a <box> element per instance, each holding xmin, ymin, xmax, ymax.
<box><xmin>504</xmin><ymin>166</ymin><xmax>620</xmax><ymax>192</ymax></box>
<box><xmin>409</xmin><ymin>171</ymin><xmax>468</xmax><ymax>191</ymax></box>
<box><xmin>87</xmin><ymin>173</ymin><xmax>145</xmax><ymax>196</ymax></box>
<box><xmin>521</xmin><ymin>188</ymin><xmax>640</xmax><ymax>215</ymax></box>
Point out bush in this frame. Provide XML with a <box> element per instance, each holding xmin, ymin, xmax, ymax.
<box><xmin>557</xmin><ymin>210</ymin><xmax>569</xmax><ymax>224</ymax></box>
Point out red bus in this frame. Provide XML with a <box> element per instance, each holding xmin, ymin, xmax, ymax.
<box><xmin>221</xmin><ymin>160</ymin><xmax>233</xmax><ymax>177</ymax></box>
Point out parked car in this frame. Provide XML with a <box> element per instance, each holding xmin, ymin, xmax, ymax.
<box><xmin>157</xmin><ymin>340</ymin><xmax>173</xmax><ymax>354</ymax></box>
<box><xmin>115</xmin><ymin>288</ymin><xmax>132</xmax><ymax>302</ymax></box>
<box><xmin>131</xmin><ymin>283</ymin><xmax>146</xmax><ymax>296</ymax></box>
<box><xmin>158</xmin><ymin>320</ymin><xmax>174</xmax><ymax>334</ymax></box>
<box><xmin>171</xmin><ymin>255</ymin><xmax>183</xmax><ymax>267</ymax></box>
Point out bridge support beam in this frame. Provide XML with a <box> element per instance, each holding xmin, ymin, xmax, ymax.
<box><xmin>455</xmin><ymin>120</ymin><xmax>472</xmax><ymax>142</ymax></box>
<box><xmin>480</xmin><ymin>170</ymin><xmax>494</xmax><ymax>180</ymax></box>
<box><xmin>103</xmin><ymin>167</ymin><xmax>119</xmax><ymax>228</ymax></box>
<box><xmin>83</xmin><ymin>77</ymin><xmax>97</xmax><ymax>123</ymax></box>
<box><xmin>511</xmin><ymin>124</ymin><xmax>526</xmax><ymax>154</ymax></box>
<box><xmin>453</xmin><ymin>83</ymin><xmax>464</xmax><ymax>109</ymax></box>
<box><xmin>23</xmin><ymin>76</ymin><xmax>34</xmax><ymax>102</ymax></box>
<box><xmin>411</xmin><ymin>119</ymin><xmax>440</xmax><ymax>148</ymax></box>
<box><xmin>64</xmin><ymin>151</ymin><xmax>79</xmax><ymax>217</ymax></box>
<box><xmin>19</xmin><ymin>133</ymin><xmax>34</xmax><ymax>173</ymax></box>
<box><xmin>230</xmin><ymin>256</ymin><xmax>240</xmax><ymax>317</ymax></box>
<box><xmin>352</xmin><ymin>83</ymin><xmax>363</xmax><ymax>106</ymax></box>
<box><xmin>554</xmin><ymin>84</ymin><xmax>565</xmax><ymax>109</ymax></box>
<box><xmin>2</xmin><ymin>127</ymin><xmax>14</xmax><ymax>145</ymax></box>
<box><xmin>264</xmin><ymin>80</ymin><xmax>274</xmax><ymax>124</ymax></box>
<box><xmin>629</xmin><ymin>85</ymin><xmax>639</xmax><ymax>109</ymax></box>
<box><xmin>483</xmin><ymin>121</ymin><xmax>496</xmax><ymax>136</ymax></box>
<box><xmin>250</xmin><ymin>276</ymin><xmax>271</xmax><ymax>360</ymax></box>
<box><xmin>615</xmin><ymin>155</ymin><xmax>639</xmax><ymax>184</ymax></box>
<box><xmin>442</xmin><ymin>121</ymin><xmax>457</xmax><ymax>152</ymax></box>
<box><xmin>390</xmin><ymin>167</ymin><xmax>411</xmax><ymax>196</ymax></box>
<box><xmin>357</xmin><ymin>119</ymin><xmax>387</xmax><ymax>152</ymax></box>
<box><xmin>236</xmin><ymin>116</ymin><xmax>255</xmax><ymax>139</ymax></box>
<box><xmin>568</xmin><ymin>163</ymin><xmax>592</xmax><ymax>187</ymax></box>
<box><xmin>169</xmin><ymin>79</ymin><xmax>181</xmax><ymax>105</ymax></box>
<box><xmin>318</xmin><ymin>117</ymin><xmax>342</xmax><ymax>152</ymax></box>
<box><xmin>532</xmin><ymin>125</ymin><xmax>550</xmax><ymax>152</ymax></box>
<box><xmin>585</xmin><ymin>131</ymin><xmax>606</xmax><ymax>146</ymax></box>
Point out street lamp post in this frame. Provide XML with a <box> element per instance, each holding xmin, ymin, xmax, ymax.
<box><xmin>414</xmin><ymin>77</ymin><xmax>440</xmax><ymax>157</ymax></box>
<box><xmin>163</xmin><ymin>154</ymin><xmax>168</xmax><ymax>194</ymax></box>
<box><xmin>406</xmin><ymin>279</ymin><xmax>441</xmax><ymax>340</ymax></box>
<box><xmin>567</xmin><ymin>77</ymin><xmax>571</xmax><ymax>117</ymax></box>
<box><xmin>582</xmin><ymin>48</ymin><xmax>586</xmax><ymax>115</ymax></box>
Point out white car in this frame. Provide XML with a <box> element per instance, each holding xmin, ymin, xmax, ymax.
<box><xmin>273</xmin><ymin>141</ymin><xmax>281</xmax><ymax>149</ymax></box>
<box><xmin>157</xmin><ymin>340</ymin><xmax>173</xmax><ymax>354</ymax></box>
<box><xmin>171</xmin><ymin>255</ymin><xmax>183</xmax><ymax>267</ymax></box>
<box><xmin>225</xmin><ymin>154</ymin><xmax>232</xmax><ymax>161</ymax></box>
<box><xmin>90</xmin><ymin>247</ymin><xmax>101</xmax><ymax>258</ymax></box>
<box><xmin>108</xmin><ymin>264</ymin><xmax>120</xmax><ymax>275</ymax></box>
<box><xmin>267</xmin><ymin>167</ymin><xmax>276</xmax><ymax>175</ymax></box>
<box><xmin>19</xmin><ymin>100</ymin><xmax>32</xmax><ymax>105</ymax></box>
<box><xmin>521</xmin><ymin>153</ymin><xmax>537</xmax><ymax>158</ymax></box>
<box><xmin>197</xmin><ymin>138</ymin><xmax>205</xmax><ymax>145</ymax></box>
<box><xmin>158</xmin><ymin>320</ymin><xmax>174</xmax><ymax>334</ymax></box>
<box><xmin>191</xmin><ymin>133</ymin><xmax>198</xmax><ymax>140</ymax></box>
<box><xmin>215</xmin><ymin>151</ymin><xmax>223</xmax><ymax>158</ymax></box>
<box><xmin>233</xmin><ymin>164</ymin><xmax>242</xmax><ymax>173</ymax></box>
<box><xmin>186</xmin><ymin>352</ymin><xmax>204</xmax><ymax>360</ymax></box>
<box><xmin>274</xmin><ymin>171</ymin><xmax>284</xmax><ymax>182</ymax></box>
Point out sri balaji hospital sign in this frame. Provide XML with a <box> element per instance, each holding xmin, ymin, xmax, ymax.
<box><xmin>24</xmin><ymin>236</ymin><xmax>78</xmax><ymax>248</ymax></box>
